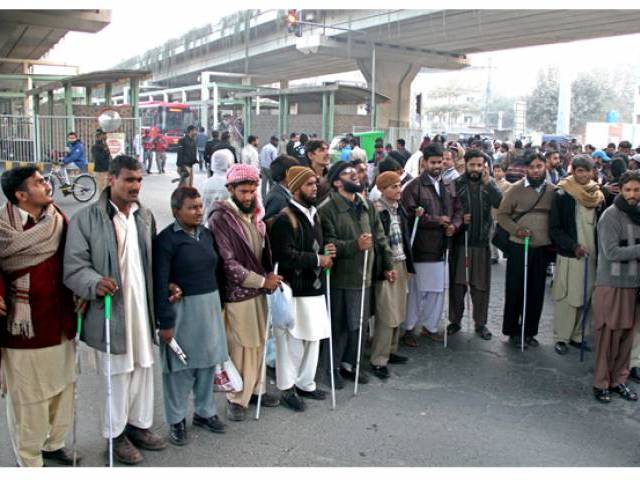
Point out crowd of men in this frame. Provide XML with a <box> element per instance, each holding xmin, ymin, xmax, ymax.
<box><xmin>2</xmin><ymin>126</ymin><xmax>640</xmax><ymax>468</ymax></box>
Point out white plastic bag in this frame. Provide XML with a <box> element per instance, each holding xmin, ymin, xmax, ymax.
<box><xmin>269</xmin><ymin>281</ymin><xmax>295</xmax><ymax>329</ymax></box>
<box><xmin>213</xmin><ymin>360</ymin><xmax>243</xmax><ymax>392</ymax></box>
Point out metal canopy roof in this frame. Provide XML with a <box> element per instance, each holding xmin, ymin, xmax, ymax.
<box><xmin>25</xmin><ymin>69</ymin><xmax>152</xmax><ymax>96</ymax></box>
<box><xmin>235</xmin><ymin>83</ymin><xmax>391</xmax><ymax>105</ymax></box>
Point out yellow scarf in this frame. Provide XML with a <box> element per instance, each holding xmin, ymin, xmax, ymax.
<box><xmin>557</xmin><ymin>176</ymin><xmax>604</xmax><ymax>209</ymax></box>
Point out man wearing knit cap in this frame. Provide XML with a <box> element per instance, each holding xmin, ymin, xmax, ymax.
<box><xmin>208</xmin><ymin>164</ymin><xmax>283</xmax><ymax>421</ymax></box>
<box><xmin>264</xmin><ymin>155</ymin><xmax>299</xmax><ymax>223</ymax></box>
<box><xmin>370</xmin><ymin>171</ymin><xmax>414</xmax><ymax>378</ymax></box>
<box><xmin>270</xmin><ymin>166</ymin><xmax>335</xmax><ymax>411</ymax></box>
<box><xmin>319</xmin><ymin>161</ymin><xmax>394</xmax><ymax>387</ymax></box>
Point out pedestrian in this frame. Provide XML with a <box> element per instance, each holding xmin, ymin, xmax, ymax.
<box><xmin>497</xmin><ymin>152</ymin><xmax>555</xmax><ymax>348</ymax></box>
<box><xmin>350</xmin><ymin>137</ymin><xmax>368</xmax><ymax>163</ymax></box>
<box><xmin>545</xmin><ymin>150</ymin><xmax>566</xmax><ymax>185</ymax></box>
<box><xmin>201</xmin><ymin>149</ymin><xmax>233</xmax><ymax>222</ymax></box>
<box><xmin>394</xmin><ymin>139</ymin><xmax>411</xmax><ymax>166</ymax></box>
<box><xmin>303</xmin><ymin>140</ymin><xmax>331</xmax><ymax>205</ymax></box>
<box><xmin>0</xmin><ymin>166</ymin><xmax>79</xmax><ymax>467</ymax></box>
<box><xmin>292</xmin><ymin>133</ymin><xmax>309</xmax><ymax>162</ymax></box>
<box><xmin>591</xmin><ymin>170</ymin><xmax>640</xmax><ymax>403</ymax></box>
<box><xmin>154</xmin><ymin>187</ymin><xmax>229</xmax><ymax>445</ymax></box>
<box><xmin>286</xmin><ymin>133</ymin><xmax>298</xmax><ymax>157</ymax></box>
<box><xmin>208</xmin><ymin>164</ymin><xmax>282</xmax><ymax>421</ymax></box>
<box><xmin>207</xmin><ymin>131</ymin><xmax>238</xmax><ymax>169</ymax></box>
<box><xmin>259</xmin><ymin>135</ymin><xmax>279</xmax><ymax>198</ymax></box>
<box><xmin>196</xmin><ymin>126</ymin><xmax>208</xmax><ymax>172</ymax></box>
<box><xmin>490</xmin><ymin>163</ymin><xmax>511</xmax><ymax>263</ymax></box>
<box><xmin>61</xmin><ymin>132</ymin><xmax>88</xmax><ymax>187</ymax></box>
<box><xmin>176</xmin><ymin>126</ymin><xmax>198</xmax><ymax>187</ymax></box>
<box><xmin>142</xmin><ymin>129</ymin><xmax>154</xmax><ymax>174</ymax></box>
<box><xmin>153</xmin><ymin>133</ymin><xmax>168</xmax><ymax>174</ymax></box>
<box><xmin>441</xmin><ymin>148</ymin><xmax>460</xmax><ymax>184</ymax></box>
<box><xmin>64</xmin><ymin>155</ymin><xmax>167</xmax><ymax>465</ymax></box>
<box><xmin>448</xmin><ymin>149</ymin><xmax>503</xmax><ymax>340</ymax></box>
<box><xmin>369</xmin><ymin>171</ymin><xmax>413</xmax><ymax>379</ymax></box>
<box><xmin>401</xmin><ymin>143</ymin><xmax>462</xmax><ymax>346</ymax></box>
<box><xmin>241</xmin><ymin>135</ymin><xmax>260</xmax><ymax>169</ymax></box>
<box><xmin>368</xmin><ymin>158</ymin><xmax>413</xmax><ymax>202</ymax></box>
<box><xmin>270</xmin><ymin>166</ymin><xmax>334</xmax><ymax>411</ymax></box>
<box><xmin>92</xmin><ymin>128</ymin><xmax>112</xmax><ymax>192</ymax></box>
<box><xmin>263</xmin><ymin>155</ymin><xmax>299</xmax><ymax>223</ymax></box>
<box><xmin>549</xmin><ymin>155</ymin><xmax>604</xmax><ymax>355</ymax></box>
<box><xmin>204</xmin><ymin>130</ymin><xmax>220</xmax><ymax>176</ymax></box>
<box><xmin>319</xmin><ymin>161</ymin><xmax>394</xmax><ymax>387</ymax></box>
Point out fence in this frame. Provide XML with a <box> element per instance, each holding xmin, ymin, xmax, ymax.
<box><xmin>352</xmin><ymin>126</ymin><xmax>424</xmax><ymax>153</ymax></box>
<box><xmin>0</xmin><ymin>114</ymin><xmax>139</xmax><ymax>165</ymax></box>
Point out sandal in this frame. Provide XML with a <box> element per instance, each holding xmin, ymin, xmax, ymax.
<box><xmin>593</xmin><ymin>387</ymin><xmax>611</xmax><ymax>403</ymax></box>
<box><xmin>612</xmin><ymin>383</ymin><xmax>638</xmax><ymax>401</ymax></box>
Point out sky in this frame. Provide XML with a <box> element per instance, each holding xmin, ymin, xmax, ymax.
<box><xmin>22</xmin><ymin>2</ymin><xmax>640</xmax><ymax>100</ymax></box>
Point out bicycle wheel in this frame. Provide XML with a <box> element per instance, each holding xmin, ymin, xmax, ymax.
<box><xmin>71</xmin><ymin>174</ymin><xmax>97</xmax><ymax>202</ymax></box>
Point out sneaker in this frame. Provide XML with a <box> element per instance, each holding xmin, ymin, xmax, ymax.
<box><xmin>169</xmin><ymin>419</ymin><xmax>188</xmax><ymax>446</ymax></box>
<box><xmin>226</xmin><ymin>402</ymin><xmax>246</xmax><ymax>422</ymax></box>
<box><xmin>111</xmin><ymin>433</ymin><xmax>143</xmax><ymax>465</ymax></box>
<box><xmin>281</xmin><ymin>388</ymin><xmax>305</xmax><ymax>412</ymax></box>
<box><xmin>193</xmin><ymin>413</ymin><xmax>225</xmax><ymax>433</ymax></box>
<box><xmin>124</xmin><ymin>424</ymin><xmax>167</xmax><ymax>451</ymax></box>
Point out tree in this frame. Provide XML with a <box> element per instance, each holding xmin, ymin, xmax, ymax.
<box><xmin>424</xmin><ymin>80</ymin><xmax>482</xmax><ymax>129</ymax></box>
<box><xmin>526</xmin><ymin>67</ymin><xmax>559</xmax><ymax>133</ymax></box>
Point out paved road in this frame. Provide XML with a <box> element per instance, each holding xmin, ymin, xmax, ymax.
<box><xmin>0</xmin><ymin>156</ymin><xmax>639</xmax><ymax>467</ymax></box>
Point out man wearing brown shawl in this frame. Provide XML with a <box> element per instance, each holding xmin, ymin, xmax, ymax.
<box><xmin>0</xmin><ymin>167</ymin><xmax>79</xmax><ymax>467</ymax></box>
<box><xmin>549</xmin><ymin>155</ymin><xmax>605</xmax><ymax>356</ymax></box>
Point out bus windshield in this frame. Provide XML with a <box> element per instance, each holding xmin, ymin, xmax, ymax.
<box><xmin>165</xmin><ymin>107</ymin><xmax>195</xmax><ymax>133</ymax></box>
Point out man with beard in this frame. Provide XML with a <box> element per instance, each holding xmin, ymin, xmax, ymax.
<box><xmin>448</xmin><ymin>149</ymin><xmax>503</xmax><ymax>340</ymax></box>
<box><xmin>545</xmin><ymin>150</ymin><xmax>566</xmax><ymax>185</ymax></box>
<box><xmin>549</xmin><ymin>155</ymin><xmax>604</xmax><ymax>356</ymax></box>
<box><xmin>497</xmin><ymin>152</ymin><xmax>556</xmax><ymax>348</ymax></box>
<box><xmin>208</xmin><ymin>164</ymin><xmax>282</xmax><ymax>421</ymax></box>
<box><xmin>304</xmin><ymin>140</ymin><xmax>331</xmax><ymax>205</ymax></box>
<box><xmin>592</xmin><ymin>171</ymin><xmax>640</xmax><ymax>403</ymax></box>
<box><xmin>319</xmin><ymin>162</ymin><xmax>394</xmax><ymax>387</ymax></box>
<box><xmin>270</xmin><ymin>167</ymin><xmax>334</xmax><ymax>411</ymax></box>
<box><xmin>264</xmin><ymin>155</ymin><xmax>299</xmax><ymax>223</ymax></box>
<box><xmin>401</xmin><ymin>143</ymin><xmax>462</xmax><ymax>346</ymax></box>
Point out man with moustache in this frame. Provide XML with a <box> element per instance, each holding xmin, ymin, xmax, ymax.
<box><xmin>303</xmin><ymin>140</ymin><xmax>332</xmax><ymax>205</ymax></box>
<box><xmin>401</xmin><ymin>143</ymin><xmax>463</xmax><ymax>347</ymax></box>
<box><xmin>270</xmin><ymin>166</ymin><xmax>334</xmax><ymax>411</ymax></box>
<box><xmin>448</xmin><ymin>149</ymin><xmax>503</xmax><ymax>340</ymax></box>
<box><xmin>208</xmin><ymin>164</ymin><xmax>282</xmax><ymax>421</ymax></box>
<box><xmin>319</xmin><ymin>162</ymin><xmax>394</xmax><ymax>387</ymax></box>
<box><xmin>497</xmin><ymin>152</ymin><xmax>556</xmax><ymax>348</ymax></box>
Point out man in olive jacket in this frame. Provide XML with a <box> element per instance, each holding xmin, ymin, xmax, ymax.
<box><xmin>319</xmin><ymin>161</ymin><xmax>394</xmax><ymax>388</ymax></box>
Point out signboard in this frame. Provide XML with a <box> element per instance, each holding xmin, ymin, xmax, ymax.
<box><xmin>106</xmin><ymin>132</ymin><xmax>126</xmax><ymax>157</ymax></box>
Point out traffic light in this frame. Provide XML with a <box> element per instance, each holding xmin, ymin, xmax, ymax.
<box><xmin>286</xmin><ymin>9</ymin><xmax>302</xmax><ymax>37</ymax></box>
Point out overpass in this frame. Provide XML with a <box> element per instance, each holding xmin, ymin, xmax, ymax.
<box><xmin>117</xmin><ymin>9</ymin><xmax>640</xmax><ymax>128</ymax></box>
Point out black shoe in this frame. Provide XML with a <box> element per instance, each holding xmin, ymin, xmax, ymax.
<box><xmin>169</xmin><ymin>419</ymin><xmax>188</xmax><ymax>446</ymax></box>
<box><xmin>42</xmin><ymin>447</ymin><xmax>81</xmax><ymax>465</ymax></box>
<box><xmin>193</xmin><ymin>413</ymin><xmax>225</xmax><ymax>433</ymax></box>
<box><xmin>370</xmin><ymin>364</ymin><xmax>390</xmax><ymax>379</ymax></box>
<box><xmin>629</xmin><ymin>367</ymin><xmax>640</xmax><ymax>384</ymax></box>
<box><xmin>569</xmin><ymin>340</ymin><xmax>592</xmax><ymax>352</ymax></box>
<box><xmin>475</xmin><ymin>326</ymin><xmax>492</xmax><ymax>341</ymax></box>
<box><xmin>326</xmin><ymin>369</ymin><xmax>344</xmax><ymax>390</ymax></box>
<box><xmin>612</xmin><ymin>383</ymin><xmax>638</xmax><ymax>401</ymax></box>
<box><xmin>446</xmin><ymin>323</ymin><xmax>462</xmax><ymax>336</ymax></box>
<box><xmin>510</xmin><ymin>336</ymin><xmax>527</xmax><ymax>349</ymax></box>
<box><xmin>226</xmin><ymin>402</ymin><xmax>246</xmax><ymax>422</ymax></box>
<box><xmin>593</xmin><ymin>387</ymin><xmax>611</xmax><ymax>403</ymax></box>
<box><xmin>525</xmin><ymin>336</ymin><xmax>539</xmax><ymax>347</ymax></box>
<box><xmin>281</xmin><ymin>388</ymin><xmax>305</xmax><ymax>412</ymax></box>
<box><xmin>554</xmin><ymin>342</ymin><xmax>569</xmax><ymax>355</ymax></box>
<box><xmin>388</xmin><ymin>353</ymin><xmax>408</xmax><ymax>364</ymax></box>
<box><xmin>339</xmin><ymin>367</ymin><xmax>369</xmax><ymax>384</ymax></box>
<box><xmin>295</xmin><ymin>387</ymin><xmax>327</xmax><ymax>400</ymax></box>
<box><xmin>250</xmin><ymin>392</ymin><xmax>280</xmax><ymax>407</ymax></box>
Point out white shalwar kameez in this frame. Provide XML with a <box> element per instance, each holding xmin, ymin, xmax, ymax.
<box><xmin>404</xmin><ymin>261</ymin><xmax>447</xmax><ymax>334</ymax></box>
<box><xmin>95</xmin><ymin>202</ymin><xmax>155</xmax><ymax>438</ymax></box>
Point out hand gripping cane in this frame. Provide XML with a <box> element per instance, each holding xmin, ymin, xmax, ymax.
<box><xmin>325</xmin><ymin>249</ymin><xmax>336</xmax><ymax>410</ymax></box>
<box><xmin>72</xmin><ymin>311</ymin><xmax>82</xmax><ymax>467</ymax></box>
<box><xmin>520</xmin><ymin>237</ymin><xmax>530</xmax><ymax>353</ymax></box>
<box><xmin>580</xmin><ymin>255</ymin><xmax>590</xmax><ymax>363</ymax></box>
<box><xmin>354</xmin><ymin>248</ymin><xmax>369</xmax><ymax>396</ymax></box>
<box><xmin>104</xmin><ymin>294</ymin><xmax>113</xmax><ymax>467</ymax></box>
<box><xmin>256</xmin><ymin>265</ymin><xmax>277</xmax><ymax>420</ymax></box>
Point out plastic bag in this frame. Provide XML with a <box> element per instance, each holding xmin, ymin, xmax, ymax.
<box><xmin>213</xmin><ymin>360</ymin><xmax>243</xmax><ymax>392</ymax></box>
<box><xmin>269</xmin><ymin>281</ymin><xmax>295</xmax><ymax>329</ymax></box>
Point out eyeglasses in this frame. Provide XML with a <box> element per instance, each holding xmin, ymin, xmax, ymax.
<box><xmin>340</xmin><ymin>168</ymin><xmax>357</xmax><ymax>176</ymax></box>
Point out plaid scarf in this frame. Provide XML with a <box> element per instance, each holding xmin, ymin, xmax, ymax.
<box><xmin>0</xmin><ymin>202</ymin><xmax>65</xmax><ymax>338</ymax></box>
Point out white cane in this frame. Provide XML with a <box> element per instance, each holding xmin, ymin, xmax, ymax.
<box><xmin>354</xmin><ymin>248</ymin><xmax>369</xmax><ymax>396</ymax></box>
<box><xmin>256</xmin><ymin>265</ymin><xmax>277</xmax><ymax>420</ymax></box>
<box><xmin>325</xmin><ymin>249</ymin><xmax>336</xmax><ymax>410</ymax></box>
<box><xmin>72</xmin><ymin>310</ymin><xmax>82</xmax><ymax>467</ymax></box>
<box><xmin>104</xmin><ymin>294</ymin><xmax>113</xmax><ymax>468</ymax></box>
<box><xmin>520</xmin><ymin>237</ymin><xmax>530</xmax><ymax>353</ymax></box>
<box><xmin>444</xmin><ymin>247</ymin><xmax>449</xmax><ymax>349</ymax></box>
<box><xmin>410</xmin><ymin>207</ymin><xmax>424</xmax><ymax>248</ymax></box>
<box><xmin>464</xmin><ymin>230</ymin><xmax>472</xmax><ymax>332</ymax></box>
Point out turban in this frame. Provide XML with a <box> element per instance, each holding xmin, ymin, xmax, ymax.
<box><xmin>286</xmin><ymin>166</ymin><xmax>316</xmax><ymax>194</ymax></box>
<box><xmin>226</xmin><ymin>163</ymin><xmax>260</xmax><ymax>186</ymax></box>
<box><xmin>376</xmin><ymin>171</ymin><xmax>401</xmax><ymax>192</ymax></box>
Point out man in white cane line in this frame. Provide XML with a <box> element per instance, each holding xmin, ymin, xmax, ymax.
<box><xmin>64</xmin><ymin>155</ymin><xmax>168</xmax><ymax>465</ymax></box>
<box><xmin>270</xmin><ymin>166</ymin><xmax>335</xmax><ymax>411</ymax></box>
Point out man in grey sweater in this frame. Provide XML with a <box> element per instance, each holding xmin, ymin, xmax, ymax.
<box><xmin>591</xmin><ymin>170</ymin><xmax>640</xmax><ymax>403</ymax></box>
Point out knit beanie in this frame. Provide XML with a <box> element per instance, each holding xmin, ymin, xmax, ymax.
<box><xmin>327</xmin><ymin>161</ymin><xmax>351</xmax><ymax>188</ymax></box>
<box><xmin>286</xmin><ymin>166</ymin><xmax>316</xmax><ymax>193</ymax></box>
<box><xmin>376</xmin><ymin>171</ymin><xmax>401</xmax><ymax>192</ymax></box>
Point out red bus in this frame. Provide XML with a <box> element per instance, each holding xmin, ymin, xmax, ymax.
<box><xmin>139</xmin><ymin>101</ymin><xmax>196</xmax><ymax>149</ymax></box>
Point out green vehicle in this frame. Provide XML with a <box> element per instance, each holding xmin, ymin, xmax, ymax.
<box><xmin>328</xmin><ymin>130</ymin><xmax>385</xmax><ymax>164</ymax></box>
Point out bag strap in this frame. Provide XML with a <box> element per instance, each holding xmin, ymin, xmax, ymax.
<box><xmin>513</xmin><ymin>184</ymin><xmax>547</xmax><ymax>222</ymax></box>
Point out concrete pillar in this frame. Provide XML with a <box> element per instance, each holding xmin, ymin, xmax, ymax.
<box><xmin>358</xmin><ymin>59</ymin><xmax>420</xmax><ymax>129</ymax></box>
<box><xmin>200</xmin><ymin>74</ymin><xmax>210</xmax><ymax>133</ymax></box>
<box><xmin>23</xmin><ymin>63</ymin><xmax>33</xmax><ymax>115</ymax></box>
<box><xmin>327</xmin><ymin>92</ymin><xmax>335</xmax><ymax>140</ymax></box>
<box><xmin>212</xmin><ymin>83</ymin><xmax>219</xmax><ymax>131</ymax></box>
<box><xmin>321</xmin><ymin>92</ymin><xmax>328</xmax><ymax>140</ymax></box>
<box><xmin>130</xmin><ymin>78</ymin><xmax>140</xmax><ymax>134</ymax></box>
<box><xmin>85</xmin><ymin>87</ymin><xmax>92</xmax><ymax>105</ymax></box>
<box><xmin>105</xmin><ymin>83</ymin><xmax>112</xmax><ymax>106</ymax></box>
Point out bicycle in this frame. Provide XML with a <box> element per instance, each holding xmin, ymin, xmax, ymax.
<box><xmin>45</xmin><ymin>160</ymin><xmax>97</xmax><ymax>203</ymax></box>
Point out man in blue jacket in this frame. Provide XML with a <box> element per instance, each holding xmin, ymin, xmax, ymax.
<box><xmin>61</xmin><ymin>132</ymin><xmax>87</xmax><ymax>188</ymax></box>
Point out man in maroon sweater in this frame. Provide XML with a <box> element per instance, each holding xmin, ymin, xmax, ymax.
<box><xmin>0</xmin><ymin>166</ymin><xmax>79</xmax><ymax>467</ymax></box>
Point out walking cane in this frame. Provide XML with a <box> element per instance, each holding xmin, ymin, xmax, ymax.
<box><xmin>256</xmin><ymin>265</ymin><xmax>277</xmax><ymax>420</ymax></box>
<box><xmin>104</xmin><ymin>294</ymin><xmax>113</xmax><ymax>467</ymax></box>
<box><xmin>410</xmin><ymin>207</ymin><xmax>424</xmax><ymax>248</ymax></box>
<box><xmin>354</xmin><ymin>248</ymin><xmax>369</xmax><ymax>396</ymax></box>
<box><xmin>520</xmin><ymin>237</ymin><xmax>530</xmax><ymax>353</ymax></box>
<box><xmin>325</xmin><ymin>249</ymin><xmax>336</xmax><ymax>410</ymax></box>
<box><xmin>72</xmin><ymin>310</ymin><xmax>82</xmax><ymax>467</ymax></box>
<box><xmin>444</xmin><ymin>246</ymin><xmax>449</xmax><ymax>349</ymax></box>
<box><xmin>580</xmin><ymin>255</ymin><xmax>590</xmax><ymax>363</ymax></box>
<box><xmin>464</xmin><ymin>230</ymin><xmax>472</xmax><ymax>332</ymax></box>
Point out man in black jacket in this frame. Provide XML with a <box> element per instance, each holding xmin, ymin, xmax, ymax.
<box><xmin>549</xmin><ymin>155</ymin><xmax>605</xmax><ymax>355</ymax></box>
<box><xmin>205</xmin><ymin>131</ymin><xmax>237</xmax><ymax>177</ymax></box>
<box><xmin>92</xmin><ymin>128</ymin><xmax>111</xmax><ymax>192</ymax></box>
<box><xmin>448</xmin><ymin>149</ymin><xmax>502</xmax><ymax>340</ymax></box>
<box><xmin>176</xmin><ymin>126</ymin><xmax>197</xmax><ymax>187</ymax></box>
<box><xmin>203</xmin><ymin>130</ymin><xmax>220</xmax><ymax>176</ymax></box>
<box><xmin>270</xmin><ymin>166</ymin><xmax>335</xmax><ymax>411</ymax></box>
<box><xmin>264</xmin><ymin>155</ymin><xmax>299</xmax><ymax>224</ymax></box>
